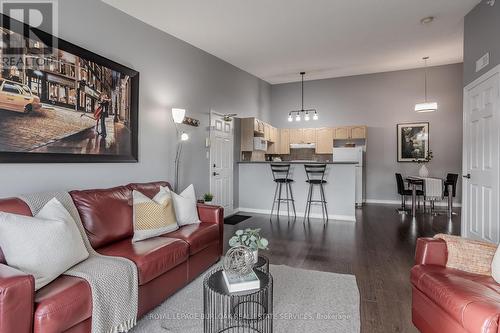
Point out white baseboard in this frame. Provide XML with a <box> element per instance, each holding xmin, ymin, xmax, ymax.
<box><xmin>235</xmin><ymin>207</ymin><xmax>356</xmax><ymax>222</ymax></box>
<box><xmin>365</xmin><ymin>199</ymin><xmax>462</xmax><ymax>208</ymax></box>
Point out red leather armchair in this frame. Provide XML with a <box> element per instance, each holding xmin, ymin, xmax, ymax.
<box><xmin>411</xmin><ymin>237</ymin><xmax>500</xmax><ymax>333</ymax></box>
<box><xmin>0</xmin><ymin>182</ymin><xmax>224</xmax><ymax>333</ymax></box>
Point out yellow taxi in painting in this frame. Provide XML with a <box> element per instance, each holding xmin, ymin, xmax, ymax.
<box><xmin>0</xmin><ymin>79</ymin><xmax>42</xmax><ymax>113</ymax></box>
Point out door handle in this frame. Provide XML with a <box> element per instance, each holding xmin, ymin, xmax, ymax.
<box><xmin>213</xmin><ymin>172</ymin><xmax>219</xmax><ymax>176</ymax></box>
<box><xmin>463</xmin><ymin>173</ymin><xmax>471</xmax><ymax>179</ymax></box>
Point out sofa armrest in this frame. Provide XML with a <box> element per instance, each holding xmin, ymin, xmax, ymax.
<box><xmin>197</xmin><ymin>204</ymin><xmax>224</xmax><ymax>256</ymax></box>
<box><xmin>0</xmin><ymin>264</ymin><xmax>34</xmax><ymax>333</ymax></box>
<box><xmin>415</xmin><ymin>238</ymin><xmax>447</xmax><ymax>266</ymax></box>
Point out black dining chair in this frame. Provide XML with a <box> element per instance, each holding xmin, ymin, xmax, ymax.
<box><xmin>443</xmin><ymin>173</ymin><xmax>459</xmax><ymax>198</ymax></box>
<box><xmin>395</xmin><ymin>173</ymin><xmax>424</xmax><ymax>212</ymax></box>
<box><xmin>304</xmin><ymin>164</ymin><xmax>328</xmax><ymax>225</ymax></box>
<box><xmin>443</xmin><ymin>173</ymin><xmax>459</xmax><ymax>215</ymax></box>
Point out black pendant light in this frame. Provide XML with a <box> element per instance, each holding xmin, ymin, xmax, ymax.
<box><xmin>288</xmin><ymin>72</ymin><xmax>318</xmax><ymax>122</ymax></box>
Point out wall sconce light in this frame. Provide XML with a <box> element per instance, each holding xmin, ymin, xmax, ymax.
<box><xmin>172</xmin><ymin>108</ymin><xmax>186</xmax><ymax>124</ymax></box>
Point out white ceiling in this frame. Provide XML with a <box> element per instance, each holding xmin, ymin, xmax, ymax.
<box><xmin>102</xmin><ymin>0</ymin><xmax>479</xmax><ymax>84</ymax></box>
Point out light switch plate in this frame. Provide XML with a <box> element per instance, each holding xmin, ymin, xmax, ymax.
<box><xmin>476</xmin><ymin>52</ymin><xmax>490</xmax><ymax>72</ymax></box>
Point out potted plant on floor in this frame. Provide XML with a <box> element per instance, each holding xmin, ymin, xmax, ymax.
<box><xmin>228</xmin><ymin>228</ymin><xmax>269</xmax><ymax>263</ymax></box>
<box><xmin>203</xmin><ymin>193</ymin><xmax>214</xmax><ymax>204</ymax></box>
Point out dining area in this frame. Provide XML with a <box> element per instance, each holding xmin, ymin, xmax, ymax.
<box><xmin>395</xmin><ymin>173</ymin><xmax>459</xmax><ymax>217</ymax></box>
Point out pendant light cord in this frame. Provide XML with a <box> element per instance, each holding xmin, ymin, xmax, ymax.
<box><xmin>301</xmin><ymin>71</ymin><xmax>305</xmax><ymax>111</ymax></box>
<box><xmin>423</xmin><ymin>57</ymin><xmax>429</xmax><ymax>102</ymax></box>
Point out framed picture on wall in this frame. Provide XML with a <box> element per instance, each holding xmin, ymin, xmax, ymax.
<box><xmin>397</xmin><ymin>122</ymin><xmax>429</xmax><ymax>162</ymax></box>
<box><xmin>0</xmin><ymin>13</ymin><xmax>139</xmax><ymax>163</ymax></box>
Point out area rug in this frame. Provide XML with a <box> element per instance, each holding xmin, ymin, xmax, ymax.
<box><xmin>224</xmin><ymin>214</ymin><xmax>252</xmax><ymax>225</ymax></box>
<box><xmin>131</xmin><ymin>264</ymin><xmax>360</xmax><ymax>332</ymax></box>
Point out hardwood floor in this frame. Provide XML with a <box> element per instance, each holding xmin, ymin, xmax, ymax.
<box><xmin>223</xmin><ymin>204</ymin><xmax>461</xmax><ymax>333</ymax></box>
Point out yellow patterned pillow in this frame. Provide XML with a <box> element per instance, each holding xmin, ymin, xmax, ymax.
<box><xmin>132</xmin><ymin>188</ymin><xmax>178</xmax><ymax>242</ymax></box>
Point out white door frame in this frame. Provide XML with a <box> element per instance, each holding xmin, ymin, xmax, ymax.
<box><xmin>462</xmin><ymin>64</ymin><xmax>500</xmax><ymax>241</ymax></box>
<box><xmin>209</xmin><ymin>110</ymin><xmax>235</xmax><ymax>217</ymax></box>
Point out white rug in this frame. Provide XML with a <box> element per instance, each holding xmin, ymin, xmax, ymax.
<box><xmin>131</xmin><ymin>264</ymin><xmax>360</xmax><ymax>333</ymax></box>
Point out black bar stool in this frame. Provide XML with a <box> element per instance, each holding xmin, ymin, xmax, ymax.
<box><xmin>270</xmin><ymin>163</ymin><xmax>296</xmax><ymax>220</ymax></box>
<box><xmin>304</xmin><ymin>164</ymin><xmax>328</xmax><ymax>225</ymax></box>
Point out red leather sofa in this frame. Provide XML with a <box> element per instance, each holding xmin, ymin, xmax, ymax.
<box><xmin>0</xmin><ymin>181</ymin><xmax>223</xmax><ymax>333</ymax></box>
<box><xmin>411</xmin><ymin>237</ymin><xmax>500</xmax><ymax>333</ymax></box>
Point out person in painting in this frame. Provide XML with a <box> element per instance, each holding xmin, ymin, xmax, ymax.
<box><xmin>96</xmin><ymin>93</ymin><xmax>111</xmax><ymax>138</ymax></box>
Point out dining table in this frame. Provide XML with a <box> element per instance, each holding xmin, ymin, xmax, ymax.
<box><xmin>405</xmin><ymin>176</ymin><xmax>454</xmax><ymax>217</ymax></box>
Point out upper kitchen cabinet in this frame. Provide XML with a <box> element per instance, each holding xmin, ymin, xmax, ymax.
<box><xmin>333</xmin><ymin>127</ymin><xmax>350</xmax><ymax>140</ymax></box>
<box><xmin>303</xmin><ymin>128</ymin><xmax>316</xmax><ymax>143</ymax></box>
<box><xmin>350</xmin><ymin>126</ymin><xmax>367</xmax><ymax>139</ymax></box>
<box><xmin>279</xmin><ymin>128</ymin><xmax>290</xmax><ymax>154</ymax></box>
<box><xmin>253</xmin><ymin>118</ymin><xmax>265</xmax><ymax>135</ymax></box>
<box><xmin>315</xmin><ymin>128</ymin><xmax>334</xmax><ymax>154</ymax></box>
<box><xmin>290</xmin><ymin>128</ymin><xmax>316</xmax><ymax>144</ymax></box>
<box><xmin>333</xmin><ymin>126</ymin><xmax>367</xmax><ymax>140</ymax></box>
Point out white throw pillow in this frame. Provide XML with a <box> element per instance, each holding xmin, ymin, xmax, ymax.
<box><xmin>165</xmin><ymin>185</ymin><xmax>201</xmax><ymax>226</ymax></box>
<box><xmin>492</xmin><ymin>245</ymin><xmax>500</xmax><ymax>283</ymax></box>
<box><xmin>132</xmin><ymin>188</ymin><xmax>179</xmax><ymax>242</ymax></box>
<box><xmin>0</xmin><ymin>198</ymin><xmax>89</xmax><ymax>290</ymax></box>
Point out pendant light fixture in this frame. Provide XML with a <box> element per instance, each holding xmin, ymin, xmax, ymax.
<box><xmin>415</xmin><ymin>57</ymin><xmax>438</xmax><ymax>113</ymax></box>
<box><xmin>287</xmin><ymin>72</ymin><xmax>318</xmax><ymax>122</ymax></box>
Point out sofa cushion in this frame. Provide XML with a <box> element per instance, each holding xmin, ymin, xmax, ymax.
<box><xmin>70</xmin><ymin>186</ymin><xmax>133</xmax><ymax>249</ymax></box>
<box><xmin>127</xmin><ymin>181</ymin><xmax>170</xmax><ymax>199</ymax></box>
<box><xmin>163</xmin><ymin>223</ymin><xmax>219</xmax><ymax>255</ymax></box>
<box><xmin>34</xmin><ymin>275</ymin><xmax>92</xmax><ymax>333</ymax></box>
<box><xmin>411</xmin><ymin>265</ymin><xmax>500</xmax><ymax>332</ymax></box>
<box><xmin>0</xmin><ymin>198</ymin><xmax>33</xmax><ymax>264</ymax></box>
<box><xmin>98</xmin><ymin>237</ymin><xmax>189</xmax><ymax>285</ymax></box>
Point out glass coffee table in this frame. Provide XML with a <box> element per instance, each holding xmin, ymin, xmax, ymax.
<box><xmin>203</xmin><ymin>266</ymin><xmax>273</xmax><ymax>333</ymax></box>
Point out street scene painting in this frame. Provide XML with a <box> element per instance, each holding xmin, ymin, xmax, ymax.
<box><xmin>397</xmin><ymin>122</ymin><xmax>429</xmax><ymax>162</ymax></box>
<box><xmin>0</xmin><ymin>13</ymin><xmax>138</xmax><ymax>162</ymax></box>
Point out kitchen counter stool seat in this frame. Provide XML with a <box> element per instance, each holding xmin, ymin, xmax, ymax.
<box><xmin>270</xmin><ymin>163</ymin><xmax>296</xmax><ymax>220</ymax></box>
<box><xmin>304</xmin><ymin>164</ymin><xmax>328</xmax><ymax>225</ymax></box>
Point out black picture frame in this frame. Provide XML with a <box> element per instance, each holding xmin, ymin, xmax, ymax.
<box><xmin>0</xmin><ymin>13</ymin><xmax>139</xmax><ymax>163</ymax></box>
<box><xmin>397</xmin><ymin>122</ymin><xmax>429</xmax><ymax>162</ymax></box>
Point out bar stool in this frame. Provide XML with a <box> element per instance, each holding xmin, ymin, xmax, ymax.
<box><xmin>304</xmin><ymin>164</ymin><xmax>328</xmax><ymax>225</ymax></box>
<box><xmin>270</xmin><ymin>163</ymin><xmax>296</xmax><ymax>220</ymax></box>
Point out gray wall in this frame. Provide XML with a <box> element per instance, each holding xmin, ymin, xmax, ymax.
<box><xmin>464</xmin><ymin>0</ymin><xmax>500</xmax><ymax>85</ymax></box>
<box><xmin>0</xmin><ymin>0</ymin><xmax>271</xmax><ymax>198</ymax></box>
<box><xmin>270</xmin><ymin>64</ymin><xmax>463</xmax><ymax>203</ymax></box>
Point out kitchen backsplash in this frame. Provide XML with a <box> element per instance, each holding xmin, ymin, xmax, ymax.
<box><xmin>268</xmin><ymin>148</ymin><xmax>331</xmax><ymax>162</ymax></box>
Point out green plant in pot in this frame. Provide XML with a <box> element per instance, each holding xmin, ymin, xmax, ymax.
<box><xmin>203</xmin><ymin>193</ymin><xmax>214</xmax><ymax>203</ymax></box>
<box><xmin>228</xmin><ymin>228</ymin><xmax>269</xmax><ymax>263</ymax></box>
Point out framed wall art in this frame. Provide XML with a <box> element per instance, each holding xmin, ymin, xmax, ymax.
<box><xmin>0</xmin><ymin>13</ymin><xmax>139</xmax><ymax>163</ymax></box>
<box><xmin>397</xmin><ymin>122</ymin><xmax>429</xmax><ymax>162</ymax></box>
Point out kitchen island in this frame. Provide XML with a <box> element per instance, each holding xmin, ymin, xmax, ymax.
<box><xmin>238</xmin><ymin>161</ymin><xmax>358</xmax><ymax>222</ymax></box>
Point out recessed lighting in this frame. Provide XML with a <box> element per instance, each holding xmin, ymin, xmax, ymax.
<box><xmin>420</xmin><ymin>16</ymin><xmax>434</xmax><ymax>25</ymax></box>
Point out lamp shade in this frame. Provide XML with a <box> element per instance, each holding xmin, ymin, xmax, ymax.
<box><xmin>414</xmin><ymin>102</ymin><xmax>438</xmax><ymax>113</ymax></box>
<box><xmin>172</xmin><ymin>108</ymin><xmax>186</xmax><ymax>123</ymax></box>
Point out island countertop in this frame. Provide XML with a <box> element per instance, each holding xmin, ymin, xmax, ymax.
<box><xmin>237</xmin><ymin>161</ymin><xmax>358</xmax><ymax>164</ymax></box>
<box><xmin>238</xmin><ymin>162</ymin><xmax>357</xmax><ymax>222</ymax></box>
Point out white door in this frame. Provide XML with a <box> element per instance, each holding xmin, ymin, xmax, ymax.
<box><xmin>462</xmin><ymin>65</ymin><xmax>500</xmax><ymax>243</ymax></box>
<box><xmin>210</xmin><ymin>112</ymin><xmax>234</xmax><ymax>216</ymax></box>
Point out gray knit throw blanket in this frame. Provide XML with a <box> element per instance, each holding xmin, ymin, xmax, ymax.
<box><xmin>20</xmin><ymin>192</ymin><xmax>138</xmax><ymax>333</ymax></box>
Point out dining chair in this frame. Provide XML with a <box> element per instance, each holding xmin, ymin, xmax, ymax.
<box><xmin>395</xmin><ymin>173</ymin><xmax>424</xmax><ymax>212</ymax></box>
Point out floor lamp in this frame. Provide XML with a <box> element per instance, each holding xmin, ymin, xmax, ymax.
<box><xmin>172</xmin><ymin>108</ymin><xmax>189</xmax><ymax>192</ymax></box>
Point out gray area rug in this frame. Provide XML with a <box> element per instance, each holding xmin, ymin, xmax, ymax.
<box><xmin>131</xmin><ymin>264</ymin><xmax>360</xmax><ymax>333</ymax></box>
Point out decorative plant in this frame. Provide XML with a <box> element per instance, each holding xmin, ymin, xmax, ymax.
<box><xmin>203</xmin><ymin>193</ymin><xmax>214</xmax><ymax>202</ymax></box>
<box><xmin>413</xmin><ymin>150</ymin><xmax>433</xmax><ymax>164</ymax></box>
<box><xmin>229</xmin><ymin>228</ymin><xmax>269</xmax><ymax>251</ymax></box>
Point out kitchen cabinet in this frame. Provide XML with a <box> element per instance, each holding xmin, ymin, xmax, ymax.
<box><xmin>289</xmin><ymin>128</ymin><xmax>316</xmax><ymax>144</ymax></box>
<box><xmin>303</xmin><ymin>128</ymin><xmax>316</xmax><ymax>143</ymax></box>
<box><xmin>264</xmin><ymin>123</ymin><xmax>271</xmax><ymax>141</ymax></box>
<box><xmin>333</xmin><ymin>127</ymin><xmax>350</xmax><ymax>140</ymax></box>
<box><xmin>333</xmin><ymin>126</ymin><xmax>367</xmax><ymax>140</ymax></box>
<box><xmin>350</xmin><ymin>126</ymin><xmax>367</xmax><ymax>139</ymax></box>
<box><xmin>289</xmin><ymin>128</ymin><xmax>303</xmax><ymax>144</ymax></box>
<box><xmin>315</xmin><ymin>128</ymin><xmax>333</xmax><ymax>154</ymax></box>
<box><xmin>279</xmin><ymin>129</ymin><xmax>290</xmax><ymax>154</ymax></box>
<box><xmin>254</xmin><ymin>119</ymin><xmax>264</xmax><ymax>134</ymax></box>
<box><xmin>240</xmin><ymin>118</ymin><xmax>255</xmax><ymax>151</ymax></box>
